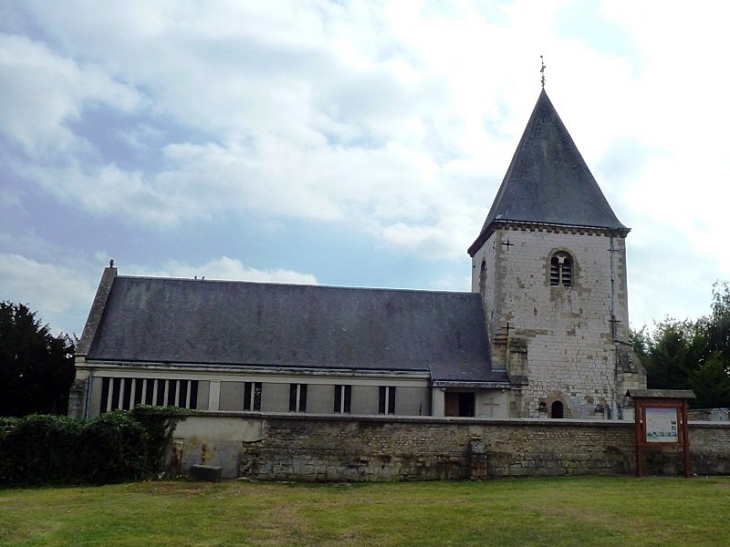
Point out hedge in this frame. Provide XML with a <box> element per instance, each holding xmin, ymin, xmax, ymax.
<box><xmin>0</xmin><ymin>407</ymin><xmax>182</xmax><ymax>486</ymax></box>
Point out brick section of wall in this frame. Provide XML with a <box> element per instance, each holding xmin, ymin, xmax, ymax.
<box><xmin>171</xmin><ymin>413</ymin><xmax>730</xmax><ymax>481</ymax></box>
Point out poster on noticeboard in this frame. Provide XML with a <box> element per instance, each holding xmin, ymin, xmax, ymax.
<box><xmin>645</xmin><ymin>407</ymin><xmax>679</xmax><ymax>443</ymax></box>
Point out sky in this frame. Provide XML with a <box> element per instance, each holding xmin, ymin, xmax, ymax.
<box><xmin>1</xmin><ymin>0</ymin><xmax>729</xmax><ymax>338</ymax></box>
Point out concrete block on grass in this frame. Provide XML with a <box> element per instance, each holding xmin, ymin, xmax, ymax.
<box><xmin>191</xmin><ymin>464</ymin><xmax>223</xmax><ymax>482</ymax></box>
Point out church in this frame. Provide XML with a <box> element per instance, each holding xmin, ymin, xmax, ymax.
<box><xmin>69</xmin><ymin>88</ymin><xmax>646</xmax><ymax>421</ymax></box>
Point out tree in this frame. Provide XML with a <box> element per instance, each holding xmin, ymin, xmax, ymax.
<box><xmin>707</xmin><ymin>282</ymin><xmax>730</xmax><ymax>362</ymax></box>
<box><xmin>634</xmin><ymin>282</ymin><xmax>730</xmax><ymax>408</ymax></box>
<box><xmin>690</xmin><ymin>352</ymin><xmax>730</xmax><ymax>409</ymax></box>
<box><xmin>0</xmin><ymin>302</ymin><xmax>75</xmax><ymax>416</ymax></box>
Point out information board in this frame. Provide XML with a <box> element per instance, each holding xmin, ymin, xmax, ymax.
<box><xmin>645</xmin><ymin>407</ymin><xmax>678</xmax><ymax>444</ymax></box>
<box><xmin>628</xmin><ymin>390</ymin><xmax>694</xmax><ymax>478</ymax></box>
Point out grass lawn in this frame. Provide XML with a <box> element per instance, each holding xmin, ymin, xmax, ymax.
<box><xmin>1</xmin><ymin>476</ymin><xmax>729</xmax><ymax>546</ymax></box>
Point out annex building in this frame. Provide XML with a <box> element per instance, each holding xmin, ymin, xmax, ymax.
<box><xmin>69</xmin><ymin>88</ymin><xmax>646</xmax><ymax>422</ymax></box>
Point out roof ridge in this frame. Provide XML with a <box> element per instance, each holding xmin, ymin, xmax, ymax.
<box><xmin>115</xmin><ymin>274</ymin><xmax>474</xmax><ymax>297</ymax></box>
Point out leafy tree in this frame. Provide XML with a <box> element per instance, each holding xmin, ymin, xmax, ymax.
<box><xmin>634</xmin><ymin>282</ymin><xmax>730</xmax><ymax>408</ymax></box>
<box><xmin>0</xmin><ymin>302</ymin><xmax>75</xmax><ymax>416</ymax></box>
<box><xmin>643</xmin><ymin>320</ymin><xmax>699</xmax><ymax>390</ymax></box>
<box><xmin>690</xmin><ymin>352</ymin><xmax>730</xmax><ymax>409</ymax></box>
<box><xmin>707</xmin><ymin>282</ymin><xmax>730</xmax><ymax>362</ymax></box>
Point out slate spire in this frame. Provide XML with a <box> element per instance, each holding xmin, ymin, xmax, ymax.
<box><xmin>468</xmin><ymin>89</ymin><xmax>628</xmax><ymax>256</ymax></box>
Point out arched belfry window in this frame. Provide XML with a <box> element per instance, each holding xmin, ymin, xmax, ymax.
<box><xmin>550</xmin><ymin>252</ymin><xmax>573</xmax><ymax>287</ymax></box>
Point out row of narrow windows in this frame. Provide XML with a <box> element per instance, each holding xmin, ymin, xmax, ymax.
<box><xmin>280</xmin><ymin>383</ymin><xmax>395</xmax><ymax>414</ymax></box>
<box><xmin>253</xmin><ymin>383</ymin><xmax>396</xmax><ymax>414</ymax></box>
<box><xmin>479</xmin><ymin>251</ymin><xmax>574</xmax><ymax>288</ymax></box>
<box><xmin>100</xmin><ymin>377</ymin><xmax>199</xmax><ymax>413</ymax></box>
<box><xmin>100</xmin><ymin>378</ymin><xmax>396</xmax><ymax>415</ymax></box>
<box><xmin>100</xmin><ymin>379</ymin><xmax>566</xmax><ymax>419</ymax></box>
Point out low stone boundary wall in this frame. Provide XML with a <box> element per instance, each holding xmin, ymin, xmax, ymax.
<box><xmin>170</xmin><ymin>412</ymin><xmax>730</xmax><ymax>481</ymax></box>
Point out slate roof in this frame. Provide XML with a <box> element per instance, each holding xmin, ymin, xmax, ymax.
<box><xmin>87</xmin><ymin>276</ymin><xmax>508</xmax><ymax>384</ymax></box>
<box><xmin>469</xmin><ymin>89</ymin><xmax>628</xmax><ymax>255</ymax></box>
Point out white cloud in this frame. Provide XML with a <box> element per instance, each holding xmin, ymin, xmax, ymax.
<box><xmin>0</xmin><ymin>253</ymin><xmax>89</xmax><ymax>313</ymax></box>
<box><xmin>127</xmin><ymin>256</ymin><xmax>318</xmax><ymax>286</ymax></box>
<box><xmin>0</xmin><ymin>33</ymin><xmax>142</xmax><ymax>157</ymax></box>
<box><xmin>116</xmin><ymin>124</ymin><xmax>168</xmax><ymax>151</ymax></box>
<box><xmin>5</xmin><ymin>2</ymin><xmax>552</xmax><ymax>238</ymax></box>
<box><xmin>17</xmin><ymin>162</ymin><xmax>173</xmax><ymax>224</ymax></box>
<box><xmin>0</xmin><ymin>252</ymin><xmax>97</xmax><ymax>335</ymax></box>
<box><xmin>0</xmin><ymin>247</ymin><xmax>318</xmax><ymax>336</ymax></box>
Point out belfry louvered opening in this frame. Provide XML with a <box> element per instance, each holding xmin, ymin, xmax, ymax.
<box><xmin>550</xmin><ymin>252</ymin><xmax>573</xmax><ymax>287</ymax></box>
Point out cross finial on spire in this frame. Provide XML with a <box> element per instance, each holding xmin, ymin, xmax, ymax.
<box><xmin>540</xmin><ymin>55</ymin><xmax>546</xmax><ymax>88</ymax></box>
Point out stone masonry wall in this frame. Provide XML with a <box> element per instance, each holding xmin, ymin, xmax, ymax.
<box><xmin>471</xmin><ymin>227</ymin><xmax>635</xmax><ymax>418</ymax></box>
<box><xmin>171</xmin><ymin>413</ymin><xmax>730</xmax><ymax>481</ymax></box>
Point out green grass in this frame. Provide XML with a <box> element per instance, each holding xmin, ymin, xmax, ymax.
<box><xmin>1</xmin><ymin>476</ymin><xmax>729</xmax><ymax>546</ymax></box>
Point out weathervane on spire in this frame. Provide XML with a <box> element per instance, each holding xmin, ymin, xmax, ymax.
<box><xmin>540</xmin><ymin>55</ymin><xmax>546</xmax><ymax>88</ymax></box>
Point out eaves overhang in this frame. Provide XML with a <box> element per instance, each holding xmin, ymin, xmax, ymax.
<box><xmin>78</xmin><ymin>359</ymin><xmax>432</xmax><ymax>380</ymax></box>
<box><xmin>431</xmin><ymin>380</ymin><xmax>512</xmax><ymax>389</ymax></box>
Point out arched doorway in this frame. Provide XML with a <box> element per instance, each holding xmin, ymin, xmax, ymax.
<box><xmin>550</xmin><ymin>400</ymin><xmax>564</xmax><ymax>419</ymax></box>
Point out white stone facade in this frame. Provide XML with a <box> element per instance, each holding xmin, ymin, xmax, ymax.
<box><xmin>471</xmin><ymin>225</ymin><xmax>643</xmax><ymax>418</ymax></box>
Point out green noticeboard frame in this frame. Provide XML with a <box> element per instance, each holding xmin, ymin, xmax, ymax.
<box><xmin>628</xmin><ymin>390</ymin><xmax>695</xmax><ymax>478</ymax></box>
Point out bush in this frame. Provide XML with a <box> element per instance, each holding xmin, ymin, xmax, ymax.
<box><xmin>75</xmin><ymin>412</ymin><xmax>152</xmax><ymax>484</ymax></box>
<box><xmin>0</xmin><ymin>414</ymin><xmax>83</xmax><ymax>485</ymax></box>
<box><xmin>0</xmin><ymin>409</ymin><xmax>182</xmax><ymax>486</ymax></box>
<box><xmin>130</xmin><ymin>406</ymin><xmax>182</xmax><ymax>469</ymax></box>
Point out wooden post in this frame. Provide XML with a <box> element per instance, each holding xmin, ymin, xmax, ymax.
<box><xmin>682</xmin><ymin>399</ymin><xmax>691</xmax><ymax>478</ymax></box>
<box><xmin>635</xmin><ymin>404</ymin><xmax>643</xmax><ymax>477</ymax></box>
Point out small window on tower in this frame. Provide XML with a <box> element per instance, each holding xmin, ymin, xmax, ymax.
<box><xmin>479</xmin><ymin>260</ymin><xmax>487</xmax><ymax>293</ymax></box>
<box><xmin>550</xmin><ymin>252</ymin><xmax>573</xmax><ymax>287</ymax></box>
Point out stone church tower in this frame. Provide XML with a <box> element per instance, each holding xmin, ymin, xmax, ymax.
<box><xmin>468</xmin><ymin>89</ymin><xmax>646</xmax><ymax>419</ymax></box>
